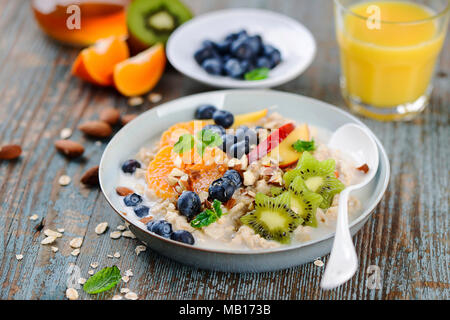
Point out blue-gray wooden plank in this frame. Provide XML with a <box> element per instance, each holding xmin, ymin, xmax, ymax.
<box><xmin>0</xmin><ymin>0</ymin><xmax>448</xmax><ymax>300</ymax></box>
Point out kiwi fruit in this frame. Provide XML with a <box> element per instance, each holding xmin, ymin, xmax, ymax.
<box><xmin>288</xmin><ymin>177</ymin><xmax>323</xmax><ymax>227</ymax></box>
<box><xmin>240</xmin><ymin>193</ymin><xmax>303</xmax><ymax>244</ymax></box>
<box><xmin>270</xmin><ymin>186</ymin><xmax>285</xmax><ymax>197</ymax></box>
<box><xmin>127</xmin><ymin>0</ymin><xmax>193</xmax><ymax>52</ymax></box>
<box><xmin>283</xmin><ymin>151</ymin><xmax>345</xmax><ymax>209</ymax></box>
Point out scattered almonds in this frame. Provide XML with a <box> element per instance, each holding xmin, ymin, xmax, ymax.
<box><xmin>357</xmin><ymin>163</ymin><xmax>370</xmax><ymax>174</ymax></box>
<box><xmin>121</xmin><ymin>114</ymin><xmax>138</xmax><ymax>126</ymax></box>
<box><xmin>54</xmin><ymin>140</ymin><xmax>84</xmax><ymax>158</ymax></box>
<box><xmin>148</xmin><ymin>93</ymin><xmax>162</xmax><ymax>103</ymax></box>
<box><xmin>124</xmin><ymin>292</ymin><xmax>138</xmax><ymax>300</ymax></box>
<box><xmin>71</xmin><ymin>249</ymin><xmax>80</xmax><ymax>256</ymax></box>
<box><xmin>115</xmin><ymin>186</ymin><xmax>134</xmax><ymax>196</ymax></box>
<box><xmin>95</xmin><ymin>222</ymin><xmax>108</xmax><ymax>235</ymax></box>
<box><xmin>66</xmin><ymin>288</ymin><xmax>79</xmax><ymax>300</ymax></box>
<box><xmin>16</xmin><ymin>254</ymin><xmax>23</xmax><ymax>261</ymax></box>
<box><xmin>80</xmin><ymin>166</ymin><xmax>99</xmax><ymax>186</ymax></box>
<box><xmin>128</xmin><ymin>96</ymin><xmax>144</xmax><ymax>107</ymax></box>
<box><xmin>99</xmin><ymin>108</ymin><xmax>120</xmax><ymax>125</ymax></box>
<box><xmin>60</xmin><ymin>128</ymin><xmax>72</xmax><ymax>139</ymax></box>
<box><xmin>0</xmin><ymin>144</ymin><xmax>22</xmax><ymax>160</ymax></box>
<box><xmin>122</xmin><ymin>230</ymin><xmax>136</xmax><ymax>239</ymax></box>
<box><xmin>69</xmin><ymin>237</ymin><xmax>83</xmax><ymax>249</ymax></box>
<box><xmin>29</xmin><ymin>214</ymin><xmax>39</xmax><ymax>221</ymax></box>
<box><xmin>110</xmin><ymin>231</ymin><xmax>122</xmax><ymax>239</ymax></box>
<box><xmin>78</xmin><ymin>121</ymin><xmax>113</xmax><ymax>138</ymax></box>
<box><xmin>58</xmin><ymin>175</ymin><xmax>71</xmax><ymax>186</ymax></box>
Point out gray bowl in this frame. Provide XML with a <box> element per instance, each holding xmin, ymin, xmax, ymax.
<box><xmin>99</xmin><ymin>90</ymin><xmax>390</xmax><ymax>272</ymax></box>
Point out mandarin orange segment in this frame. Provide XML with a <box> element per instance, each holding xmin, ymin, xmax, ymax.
<box><xmin>113</xmin><ymin>43</ymin><xmax>166</xmax><ymax>96</ymax></box>
<box><xmin>188</xmin><ymin>165</ymin><xmax>227</xmax><ymax>195</ymax></box>
<box><xmin>146</xmin><ymin>146</ymin><xmax>177</xmax><ymax>200</ymax></box>
<box><xmin>72</xmin><ymin>36</ymin><xmax>129</xmax><ymax>86</ymax></box>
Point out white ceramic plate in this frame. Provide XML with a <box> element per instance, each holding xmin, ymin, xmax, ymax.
<box><xmin>166</xmin><ymin>8</ymin><xmax>317</xmax><ymax>88</ymax></box>
<box><xmin>99</xmin><ymin>90</ymin><xmax>390</xmax><ymax>272</ymax></box>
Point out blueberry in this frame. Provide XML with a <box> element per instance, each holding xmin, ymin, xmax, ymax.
<box><xmin>202</xmin><ymin>58</ymin><xmax>223</xmax><ymax>75</ymax></box>
<box><xmin>225</xmin><ymin>30</ymin><xmax>247</xmax><ymax>42</ymax></box>
<box><xmin>133</xmin><ymin>204</ymin><xmax>149</xmax><ymax>217</ymax></box>
<box><xmin>194</xmin><ymin>46</ymin><xmax>218</xmax><ymax>65</ymax></box>
<box><xmin>220</xmin><ymin>134</ymin><xmax>237</xmax><ymax>152</ymax></box>
<box><xmin>269</xmin><ymin>49</ymin><xmax>282</xmax><ymax>68</ymax></box>
<box><xmin>202</xmin><ymin>39</ymin><xmax>216</xmax><ymax>49</ymax></box>
<box><xmin>121</xmin><ymin>159</ymin><xmax>141</xmax><ymax>174</ymax></box>
<box><xmin>208</xmin><ymin>178</ymin><xmax>236</xmax><ymax>202</ymax></box>
<box><xmin>244</xmin><ymin>128</ymin><xmax>258</xmax><ymax>146</ymax></box>
<box><xmin>123</xmin><ymin>193</ymin><xmax>142</xmax><ymax>207</ymax></box>
<box><xmin>262</xmin><ymin>45</ymin><xmax>281</xmax><ymax>68</ymax></box>
<box><xmin>223</xmin><ymin>58</ymin><xmax>246</xmax><ymax>79</ymax></box>
<box><xmin>247</xmin><ymin>35</ymin><xmax>263</xmax><ymax>55</ymax></box>
<box><xmin>147</xmin><ymin>220</ymin><xmax>172</xmax><ymax>238</ymax></box>
<box><xmin>230</xmin><ymin>37</ymin><xmax>254</xmax><ymax>60</ymax></box>
<box><xmin>170</xmin><ymin>230</ymin><xmax>195</xmax><ymax>245</ymax></box>
<box><xmin>203</xmin><ymin>124</ymin><xmax>225</xmax><ymax>136</ymax></box>
<box><xmin>212</xmin><ymin>110</ymin><xmax>234</xmax><ymax>129</ymax></box>
<box><xmin>177</xmin><ymin>191</ymin><xmax>202</xmax><ymax>220</ymax></box>
<box><xmin>256</xmin><ymin>56</ymin><xmax>272</xmax><ymax>69</ymax></box>
<box><xmin>223</xmin><ymin>169</ymin><xmax>242</xmax><ymax>188</ymax></box>
<box><xmin>194</xmin><ymin>104</ymin><xmax>217</xmax><ymax>119</ymax></box>
<box><xmin>239</xmin><ymin>59</ymin><xmax>252</xmax><ymax>74</ymax></box>
<box><xmin>215</xmin><ymin>40</ymin><xmax>231</xmax><ymax>54</ymax></box>
<box><xmin>228</xmin><ymin>140</ymin><xmax>249</xmax><ymax>159</ymax></box>
<box><xmin>262</xmin><ymin>44</ymin><xmax>277</xmax><ymax>56</ymax></box>
<box><xmin>235</xmin><ymin>125</ymin><xmax>249</xmax><ymax>142</ymax></box>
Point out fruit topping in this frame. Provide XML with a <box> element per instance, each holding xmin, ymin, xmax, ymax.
<box><xmin>121</xmin><ymin>159</ymin><xmax>141</xmax><ymax>174</ymax></box>
<box><xmin>223</xmin><ymin>170</ymin><xmax>243</xmax><ymax>188</ymax></box>
<box><xmin>194</xmin><ymin>104</ymin><xmax>217</xmax><ymax>120</ymax></box>
<box><xmin>208</xmin><ymin>178</ymin><xmax>235</xmax><ymax>203</ymax></box>
<box><xmin>133</xmin><ymin>204</ymin><xmax>150</xmax><ymax>218</ymax></box>
<box><xmin>288</xmin><ymin>177</ymin><xmax>323</xmax><ymax>227</ymax></box>
<box><xmin>123</xmin><ymin>193</ymin><xmax>143</xmax><ymax>207</ymax></box>
<box><xmin>147</xmin><ymin>219</ymin><xmax>173</xmax><ymax>238</ymax></box>
<box><xmin>170</xmin><ymin>230</ymin><xmax>195</xmax><ymax>245</ymax></box>
<box><xmin>212</xmin><ymin>110</ymin><xmax>234</xmax><ymax>128</ymax></box>
<box><xmin>177</xmin><ymin>191</ymin><xmax>202</xmax><ymax>220</ymax></box>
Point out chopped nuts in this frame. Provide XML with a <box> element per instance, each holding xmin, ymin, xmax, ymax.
<box><xmin>95</xmin><ymin>222</ymin><xmax>108</xmax><ymax>235</ymax></box>
<box><xmin>110</xmin><ymin>231</ymin><xmax>122</xmax><ymax>239</ymax></box>
<box><xmin>243</xmin><ymin>171</ymin><xmax>257</xmax><ymax>186</ymax></box>
<box><xmin>66</xmin><ymin>288</ymin><xmax>79</xmax><ymax>300</ymax></box>
<box><xmin>58</xmin><ymin>175</ymin><xmax>71</xmax><ymax>186</ymax></box>
<box><xmin>69</xmin><ymin>237</ymin><xmax>83</xmax><ymax>249</ymax></box>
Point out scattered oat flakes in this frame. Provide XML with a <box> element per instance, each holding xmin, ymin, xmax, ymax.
<box><xmin>125</xmin><ymin>269</ymin><xmax>133</xmax><ymax>277</ymax></box>
<box><xmin>66</xmin><ymin>288</ymin><xmax>79</xmax><ymax>300</ymax></box>
<box><xmin>122</xmin><ymin>230</ymin><xmax>136</xmax><ymax>239</ymax></box>
<box><xmin>78</xmin><ymin>278</ymin><xmax>86</xmax><ymax>285</ymax></box>
<box><xmin>71</xmin><ymin>249</ymin><xmax>80</xmax><ymax>256</ymax></box>
<box><xmin>57</xmin><ymin>228</ymin><xmax>65</xmax><ymax>233</ymax></box>
<box><xmin>51</xmin><ymin>246</ymin><xmax>59</xmax><ymax>253</ymax></box>
<box><xmin>124</xmin><ymin>292</ymin><xmax>138</xmax><ymax>300</ymax></box>
<box><xmin>110</xmin><ymin>231</ymin><xmax>122</xmax><ymax>239</ymax></box>
<box><xmin>128</xmin><ymin>96</ymin><xmax>144</xmax><ymax>107</ymax></box>
<box><xmin>112</xmin><ymin>295</ymin><xmax>122</xmax><ymax>300</ymax></box>
<box><xmin>90</xmin><ymin>262</ymin><xmax>99</xmax><ymax>269</ymax></box>
<box><xmin>135</xmin><ymin>245</ymin><xmax>146</xmax><ymax>256</ymax></box>
<box><xmin>148</xmin><ymin>92</ymin><xmax>162</xmax><ymax>103</ymax></box>
<box><xmin>113</xmin><ymin>252</ymin><xmax>121</xmax><ymax>259</ymax></box>
<box><xmin>60</xmin><ymin>128</ymin><xmax>72</xmax><ymax>139</ymax></box>
<box><xmin>116</xmin><ymin>225</ymin><xmax>126</xmax><ymax>231</ymax></box>
<box><xmin>41</xmin><ymin>236</ymin><xmax>57</xmax><ymax>245</ymax></box>
<box><xmin>107</xmin><ymin>254</ymin><xmax>114</xmax><ymax>258</ymax></box>
<box><xmin>95</xmin><ymin>222</ymin><xmax>108</xmax><ymax>234</ymax></box>
<box><xmin>69</xmin><ymin>237</ymin><xmax>83</xmax><ymax>249</ymax></box>
<box><xmin>16</xmin><ymin>254</ymin><xmax>23</xmax><ymax>261</ymax></box>
<box><xmin>88</xmin><ymin>270</ymin><xmax>94</xmax><ymax>275</ymax></box>
<box><xmin>44</xmin><ymin>229</ymin><xmax>63</xmax><ymax>238</ymax></box>
<box><xmin>29</xmin><ymin>214</ymin><xmax>39</xmax><ymax>221</ymax></box>
<box><xmin>58</xmin><ymin>175</ymin><xmax>71</xmax><ymax>186</ymax></box>
<box><xmin>120</xmin><ymin>288</ymin><xmax>130</xmax><ymax>294</ymax></box>
<box><xmin>122</xmin><ymin>275</ymin><xmax>130</xmax><ymax>283</ymax></box>
<box><xmin>314</xmin><ymin>259</ymin><xmax>324</xmax><ymax>267</ymax></box>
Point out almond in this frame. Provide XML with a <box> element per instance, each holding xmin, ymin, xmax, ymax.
<box><xmin>0</xmin><ymin>144</ymin><xmax>22</xmax><ymax>160</ymax></box>
<box><xmin>121</xmin><ymin>114</ymin><xmax>137</xmax><ymax>126</ymax></box>
<box><xmin>80</xmin><ymin>165</ymin><xmax>99</xmax><ymax>186</ymax></box>
<box><xmin>78</xmin><ymin>121</ymin><xmax>112</xmax><ymax>138</ymax></box>
<box><xmin>54</xmin><ymin>140</ymin><xmax>84</xmax><ymax>158</ymax></box>
<box><xmin>115</xmin><ymin>186</ymin><xmax>134</xmax><ymax>196</ymax></box>
<box><xmin>99</xmin><ymin>108</ymin><xmax>120</xmax><ymax>126</ymax></box>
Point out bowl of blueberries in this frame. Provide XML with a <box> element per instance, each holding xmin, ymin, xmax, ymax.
<box><xmin>166</xmin><ymin>8</ymin><xmax>316</xmax><ymax>88</ymax></box>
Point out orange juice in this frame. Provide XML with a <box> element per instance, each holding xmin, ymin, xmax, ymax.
<box><xmin>337</xmin><ymin>1</ymin><xmax>447</xmax><ymax>119</ymax></box>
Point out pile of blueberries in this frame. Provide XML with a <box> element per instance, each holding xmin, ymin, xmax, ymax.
<box><xmin>194</xmin><ymin>29</ymin><xmax>282</xmax><ymax>79</ymax></box>
<box><xmin>195</xmin><ymin>104</ymin><xmax>259</xmax><ymax>159</ymax></box>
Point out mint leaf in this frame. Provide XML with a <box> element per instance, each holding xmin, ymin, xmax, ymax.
<box><xmin>244</xmin><ymin>67</ymin><xmax>270</xmax><ymax>81</ymax></box>
<box><xmin>83</xmin><ymin>266</ymin><xmax>121</xmax><ymax>294</ymax></box>
<box><xmin>196</xmin><ymin>129</ymin><xmax>223</xmax><ymax>156</ymax></box>
<box><xmin>173</xmin><ymin>134</ymin><xmax>194</xmax><ymax>154</ymax></box>
<box><xmin>212</xmin><ymin>199</ymin><xmax>222</xmax><ymax>218</ymax></box>
<box><xmin>292</xmin><ymin>139</ymin><xmax>316</xmax><ymax>153</ymax></box>
<box><xmin>190</xmin><ymin>209</ymin><xmax>217</xmax><ymax>228</ymax></box>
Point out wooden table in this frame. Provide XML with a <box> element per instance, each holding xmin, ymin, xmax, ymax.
<box><xmin>0</xmin><ymin>0</ymin><xmax>448</xmax><ymax>300</ymax></box>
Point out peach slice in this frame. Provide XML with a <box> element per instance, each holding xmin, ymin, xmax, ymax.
<box><xmin>267</xmin><ymin>124</ymin><xmax>310</xmax><ymax>168</ymax></box>
<box><xmin>232</xmin><ymin>109</ymin><xmax>268</xmax><ymax>128</ymax></box>
<box><xmin>113</xmin><ymin>43</ymin><xmax>166</xmax><ymax>96</ymax></box>
<box><xmin>71</xmin><ymin>36</ymin><xmax>130</xmax><ymax>86</ymax></box>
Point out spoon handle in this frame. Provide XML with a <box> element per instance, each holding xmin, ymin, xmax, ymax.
<box><xmin>320</xmin><ymin>188</ymin><xmax>358</xmax><ymax>290</ymax></box>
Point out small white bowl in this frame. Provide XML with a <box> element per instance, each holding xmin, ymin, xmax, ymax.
<box><xmin>166</xmin><ymin>8</ymin><xmax>317</xmax><ymax>88</ymax></box>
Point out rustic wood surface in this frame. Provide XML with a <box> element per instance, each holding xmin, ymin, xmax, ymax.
<box><xmin>0</xmin><ymin>0</ymin><xmax>448</xmax><ymax>300</ymax></box>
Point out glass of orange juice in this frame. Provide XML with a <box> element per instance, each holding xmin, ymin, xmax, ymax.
<box><xmin>335</xmin><ymin>0</ymin><xmax>449</xmax><ymax>121</ymax></box>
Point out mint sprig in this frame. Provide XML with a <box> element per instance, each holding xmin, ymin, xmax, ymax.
<box><xmin>83</xmin><ymin>265</ymin><xmax>121</xmax><ymax>294</ymax></box>
<box><xmin>292</xmin><ymin>139</ymin><xmax>316</xmax><ymax>153</ymax></box>
<box><xmin>196</xmin><ymin>129</ymin><xmax>223</xmax><ymax>156</ymax></box>
<box><xmin>244</xmin><ymin>67</ymin><xmax>270</xmax><ymax>81</ymax></box>
<box><xmin>173</xmin><ymin>134</ymin><xmax>194</xmax><ymax>154</ymax></box>
<box><xmin>191</xmin><ymin>199</ymin><xmax>223</xmax><ymax>228</ymax></box>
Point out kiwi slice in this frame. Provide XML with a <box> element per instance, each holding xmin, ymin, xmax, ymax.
<box><xmin>288</xmin><ymin>177</ymin><xmax>323</xmax><ymax>227</ymax></box>
<box><xmin>241</xmin><ymin>193</ymin><xmax>303</xmax><ymax>244</ymax></box>
<box><xmin>283</xmin><ymin>152</ymin><xmax>345</xmax><ymax>209</ymax></box>
<box><xmin>270</xmin><ymin>186</ymin><xmax>285</xmax><ymax>197</ymax></box>
<box><xmin>127</xmin><ymin>0</ymin><xmax>193</xmax><ymax>51</ymax></box>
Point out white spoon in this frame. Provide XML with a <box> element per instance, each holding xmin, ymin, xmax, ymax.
<box><xmin>320</xmin><ymin>123</ymin><xmax>379</xmax><ymax>290</ymax></box>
